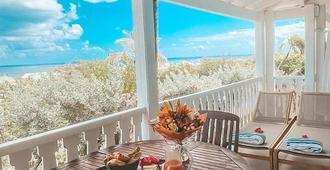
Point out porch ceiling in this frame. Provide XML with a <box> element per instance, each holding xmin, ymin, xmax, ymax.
<box><xmin>221</xmin><ymin>0</ymin><xmax>330</xmax><ymax>12</ymax></box>
<box><xmin>219</xmin><ymin>0</ymin><xmax>330</xmax><ymax>28</ymax></box>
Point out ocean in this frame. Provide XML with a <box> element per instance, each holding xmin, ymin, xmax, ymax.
<box><xmin>0</xmin><ymin>63</ymin><xmax>65</xmax><ymax>78</ymax></box>
<box><xmin>0</xmin><ymin>55</ymin><xmax>252</xmax><ymax>77</ymax></box>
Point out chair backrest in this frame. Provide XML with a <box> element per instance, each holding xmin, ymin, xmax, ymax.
<box><xmin>197</xmin><ymin>111</ymin><xmax>240</xmax><ymax>152</ymax></box>
<box><xmin>298</xmin><ymin>92</ymin><xmax>330</xmax><ymax>128</ymax></box>
<box><xmin>253</xmin><ymin>91</ymin><xmax>293</xmax><ymax>124</ymax></box>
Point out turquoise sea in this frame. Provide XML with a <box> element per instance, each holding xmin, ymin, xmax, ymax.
<box><xmin>0</xmin><ymin>55</ymin><xmax>252</xmax><ymax>77</ymax></box>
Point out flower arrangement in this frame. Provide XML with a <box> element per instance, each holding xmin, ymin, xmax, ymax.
<box><xmin>149</xmin><ymin>100</ymin><xmax>207</xmax><ymax>144</ymax></box>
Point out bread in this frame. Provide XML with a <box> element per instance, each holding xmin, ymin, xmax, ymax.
<box><xmin>104</xmin><ymin>147</ymin><xmax>142</xmax><ymax>166</ymax></box>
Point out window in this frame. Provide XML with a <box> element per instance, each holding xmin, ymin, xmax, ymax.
<box><xmin>157</xmin><ymin>1</ymin><xmax>256</xmax><ymax>100</ymax></box>
<box><xmin>0</xmin><ymin>0</ymin><xmax>136</xmax><ymax>143</ymax></box>
<box><xmin>274</xmin><ymin>18</ymin><xmax>305</xmax><ymax>76</ymax></box>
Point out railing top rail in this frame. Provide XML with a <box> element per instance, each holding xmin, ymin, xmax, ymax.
<box><xmin>0</xmin><ymin>107</ymin><xmax>146</xmax><ymax>156</ymax></box>
<box><xmin>274</xmin><ymin>76</ymin><xmax>305</xmax><ymax>80</ymax></box>
<box><xmin>161</xmin><ymin>77</ymin><xmax>261</xmax><ymax>103</ymax></box>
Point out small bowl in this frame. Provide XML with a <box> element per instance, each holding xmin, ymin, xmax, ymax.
<box><xmin>107</xmin><ymin>159</ymin><xmax>140</xmax><ymax>170</ymax></box>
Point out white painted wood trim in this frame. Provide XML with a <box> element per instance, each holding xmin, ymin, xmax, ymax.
<box><xmin>254</xmin><ymin>0</ymin><xmax>283</xmax><ymax>12</ymax></box>
<box><xmin>265</xmin><ymin>10</ymin><xmax>275</xmax><ymax>91</ymax></box>
<box><xmin>323</xmin><ymin>33</ymin><xmax>330</xmax><ymax>91</ymax></box>
<box><xmin>304</xmin><ymin>4</ymin><xmax>316</xmax><ymax>91</ymax></box>
<box><xmin>255</xmin><ymin>11</ymin><xmax>266</xmax><ymax>91</ymax></box>
<box><xmin>133</xmin><ymin>0</ymin><xmax>159</xmax><ymax>140</ymax></box>
<box><xmin>316</xmin><ymin>5</ymin><xmax>327</xmax><ymax>91</ymax></box>
<box><xmin>167</xmin><ymin>0</ymin><xmax>257</xmax><ymax>21</ymax></box>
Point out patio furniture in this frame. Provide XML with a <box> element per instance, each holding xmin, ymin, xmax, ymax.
<box><xmin>53</xmin><ymin>140</ymin><xmax>250</xmax><ymax>170</ymax></box>
<box><xmin>198</xmin><ymin>110</ymin><xmax>240</xmax><ymax>152</ymax></box>
<box><xmin>238</xmin><ymin>91</ymin><xmax>294</xmax><ymax>170</ymax></box>
<box><xmin>274</xmin><ymin>92</ymin><xmax>330</xmax><ymax>170</ymax></box>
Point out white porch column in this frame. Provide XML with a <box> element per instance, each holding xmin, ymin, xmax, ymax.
<box><xmin>133</xmin><ymin>0</ymin><xmax>159</xmax><ymax>140</ymax></box>
<box><xmin>316</xmin><ymin>5</ymin><xmax>326</xmax><ymax>91</ymax></box>
<box><xmin>264</xmin><ymin>11</ymin><xmax>275</xmax><ymax>91</ymax></box>
<box><xmin>304</xmin><ymin>4</ymin><xmax>316</xmax><ymax>91</ymax></box>
<box><xmin>255</xmin><ymin>12</ymin><xmax>266</xmax><ymax>91</ymax></box>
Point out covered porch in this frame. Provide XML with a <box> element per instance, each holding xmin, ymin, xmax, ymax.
<box><xmin>1</xmin><ymin>0</ymin><xmax>330</xmax><ymax>170</ymax></box>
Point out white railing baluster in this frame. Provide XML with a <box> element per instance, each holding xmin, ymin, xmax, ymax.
<box><xmin>39</xmin><ymin>141</ymin><xmax>57</xmax><ymax>169</ymax></box>
<box><xmin>121</xmin><ymin>118</ymin><xmax>130</xmax><ymax>143</ymax></box>
<box><xmin>63</xmin><ymin>134</ymin><xmax>80</xmax><ymax>162</ymax></box>
<box><xmin>133</xmin><ymin>114</ymin><xmax>142</xmax><ymax>141</ymax></box>
<box><xmin>219</xmin><ymin>92</ymin><xmax>224</xmax><ymax>111</ymax></box>
<box><xmin>114</xmin><ymin>121</ymin><xmax>122</xmax><ymax>145</ymax></box>
<box><xmin>199</xmin><ymin>98</ymin><xmax>203</xmax><ymax>111</ymax></box>
<box><xmin>212</xmin><ymin>94</ymin><xmax>217</xmax><ymax>111</ymax></box>
<box><xmin>224</xmin><ymin>91</ymin><xmax>229</xmax><ymax>112</ymax></box>
<box><xmin>233</xmin><ymin>88</ymin><xmax>238</xmax><ymax>115</ymax></box>
<box><xmin>205</xmin><ymin>95</ymin><xmax>210</xmax><ymax>110</ymax></box>
<box><xmin>104</xmin><ymin>121</ymin><xmax>117</xmax><ymax>147</ymax></box>
<box><xmin>229</xmin><ymin>89</ymin><xmax>234</xmax><ymax>113</ymax></box>
<box><xmin>85</xmin><ymin>128</ymin><xmax>100</xmax><ymax>154</ymax></box>
<box><xmin>129</xmin><ymin>117</ymin><xmax>136</xmax><ymax>143</ymax></box>
<box><xmin>237</xmin><ymin>87</ymin><xmax>242</xmax><ymax>118</ymax></box>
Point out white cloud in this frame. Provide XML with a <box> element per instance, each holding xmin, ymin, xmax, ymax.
<box><xmin>0</xmin><ymin>0</ymin><xmax>83</xmax><ymax>56</ymax></box>
<box><xmin>185</xmin><ymin>21</ymin><xmax>304</xmax><ymax>47</ymax></box>
<box><xmin>161</xmin><ymin>21</ymin><xmax>304</xmax><ymax>57</ymax></box>
<box><xmin>275</xmin><ymin>22</ymin><xmax>304</xmax><ymax>39</ymax></box>
<box><xmin>83</xmin><ymin>0</ymin><xmax>117</xmax><ymax>3</ymax></box>
<box><xmin>82</xmin><ymin>41</ymin><xmax>104</xmax><ymax>52</ymax></box>
<box><xmin>188</xmin><ymin>28</ymin><xmax>254</xmax><ymax>43</ymax></box>
<box><xmin>67</xmin><ymin>3</ymin><xmax>78</xmax><ymax>21</ymax></box>
<box><xmin>0</xmin><ymin>45</ymin><xmax>9</xmax><ymax>58</ymax></box>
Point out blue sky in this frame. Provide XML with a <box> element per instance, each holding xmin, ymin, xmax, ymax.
<box><xmin>0</xmin><ymin>0</ymin><xmax>304</xmax><ymax>66</ymax></box>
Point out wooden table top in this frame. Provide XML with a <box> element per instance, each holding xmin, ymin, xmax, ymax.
<box><xmin>54</xmin><ymin>140</ymin><xmax>249</xmax><ymax>170</ymax></box>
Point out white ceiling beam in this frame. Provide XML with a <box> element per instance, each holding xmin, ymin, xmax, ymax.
<box><xmin>245</xmin><ymin>0</ymin><xmax>263</xmax><ymax>10</ymax></box>
<box><xmin>253</xmin><ymin>0</ymin><xmax>284</xmax><ymax>11</ymax></box>
<box><xmin>167</xmin><ymin>0</ymin><xmax>257</xmax><ymax>21</ymax></box>
<box><xmin>232</xmin><ymin>0</ymin><xmax>257</xmax><ymax>8</ymax></box>
<box><xmin>306</xmin><ymin>0</ymin><xmax>330</xmax><ymax>5</ymax></box>
<box><xmin>271</xmin><ymin>0</ymin><xmax>304</xmax><ymax>11</ymax></box>
<box><xmin>274</xmin><ymin>7</ymin><xmax>304</xmax><ymax>19</ymax></box>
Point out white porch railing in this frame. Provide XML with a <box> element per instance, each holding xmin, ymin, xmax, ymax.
<box><xmin>274</xmin><ymin>76</ymin><xmax>304</xmax><ymax>94</ymax></box>
<box><xmin>274</xmin><ymin>76</ymin><xmax>305</xmax><ymax>114</ymax></box>
<box><xmin>164</xmin><ymin>77</ymin><xmax>261</xmax><ymax>126</ymax></box>
<box><xmin>0</xmin><ymin>77</ymin><xmax>261</xmax><ymax>170</ymax></box>
<box><xmin>0</xmin><ymin>107</ymin><xmax>146</xmax><ymax>170</ymax></box>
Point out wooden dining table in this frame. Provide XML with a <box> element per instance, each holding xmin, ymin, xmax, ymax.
<box><xmin>54</xmin><ymin>140</ymin><xmax>249</xmax><ymax>170</ymax></box>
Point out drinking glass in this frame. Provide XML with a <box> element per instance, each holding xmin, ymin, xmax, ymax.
<box><xmin>164</xmin><ymin>145</ymin><xmax>184</xmax><ymax>170</ymax></box>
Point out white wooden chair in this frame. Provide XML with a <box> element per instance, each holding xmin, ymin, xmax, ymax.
<box><xmin>274</xmin><ymin>92</ymin><xmax>330</xmax><ymax>170</ymax></box>
<box><xmin>238</xmin><ymin>91</ymin><xmax>294</xmax><ymax>170</ymax></box>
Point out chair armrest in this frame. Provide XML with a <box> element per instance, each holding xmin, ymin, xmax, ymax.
<box><xmin>270</xmin><ymin>116</ymin><xmax>297</xmax><ymax>150</ymax></box>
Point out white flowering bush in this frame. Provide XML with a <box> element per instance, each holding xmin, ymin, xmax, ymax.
<box><xmin>0</xmin><ymin>57</ymin><xmax>137</xmax><ymax>143</ymax></box>
<box><xmin>158</xmin><ymin>58</ymin><xmax>256</xmax><ymax>99</ymax></box>
<box><xmin>0</xmin><ymin>56</ymin><xmax>255</xmax><ymax>144</ymax></box>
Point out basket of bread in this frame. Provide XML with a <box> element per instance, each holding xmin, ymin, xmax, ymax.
<box><xmin>103</xmin><ymin>147</ymin><xmax>141</xmax><ymax>170</ymax></box>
